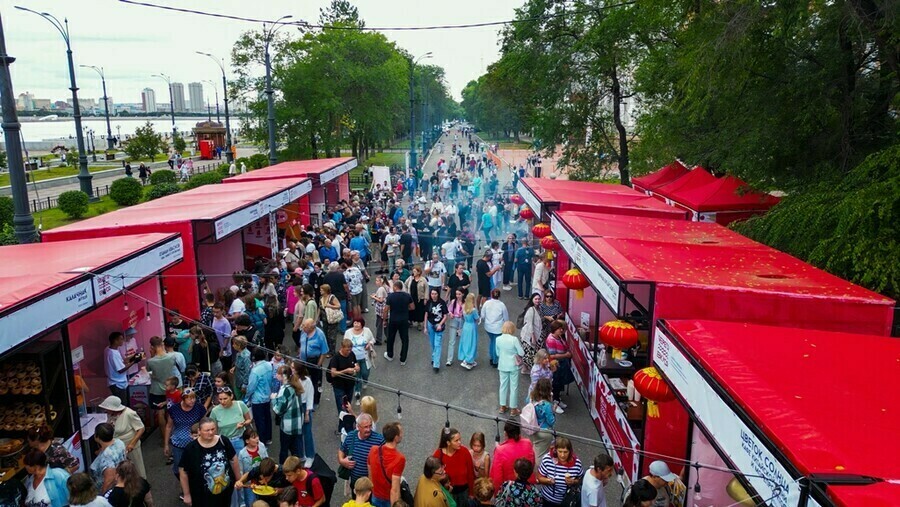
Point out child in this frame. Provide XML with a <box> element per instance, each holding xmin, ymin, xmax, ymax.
<box><xmin>163</xmin><ymin>376</ymin><xmax>182</xmax><ymax>408</ymax></box>
<box><xmin>270</xmin><ymin>346</ymin><xmax>286</xmax><ymax>393</ymax></box>
<box><xmin>235</xmin><ymin>457</ymin><xmax>291</xmax><ymax>504</ymax></box>
<box><xmin>189</xmin><ymin>423</ymin><xmax>200</xmax><ymax>440</ymax></box>
<box><xmin>282</xmin><ymin>456</ymin><xmax>325</xmax><ymax>507</ymax></box>
<box><xmin>360</xmin><ymin>396</ymin><xmax>378</xmax><ymax>431</ymax></box>
<box><xmin>471</xmin><ymin>478</ymin><xmax>494</xmax><ymax>506</ymax></box>
<box><xmin>470</xmin><ymin>432</ymin><xmax>491</xmax><ymax>480</ymax></box>
<box><xmin>239</xmin><ymin>428</ymin><xmax>270</xmax><ymax>507</ymax></box>
<box><xmin>342</xmin><ymin>476</ymin><xmax>373</xmax><ymax>507</ymax></box>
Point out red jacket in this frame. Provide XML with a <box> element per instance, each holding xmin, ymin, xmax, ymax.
<box><xmin>433</xmin><ymin>446</ymin><xmax>475</xmax><ymax>494</ymax></box>
<box><xmin>489</xmin><ymin>437</ymin><xmax>536</xmax><ymax>491</ymax></box>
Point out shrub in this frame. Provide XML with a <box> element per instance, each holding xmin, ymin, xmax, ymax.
<box><xmin>145</xmin><ymin>183</ymin><xmax>181</xmax><ymax>201</ymax></box>
<box><xmin>217</xmin><ymin>163</ymin><xmax>232</xmax><ymax>177</ymax></box>
<box><xmin>57</xmin><ymin>190</ymin><xmax>89</xmax><ymax>219</ymax></box>
<box><xmin>172</xmin><ymin>134</ymin><xmax>187</xmax><ymax>154</ymax></box>
<box><xmin>184</xmin><ymin>171</ymin><xmax>224</xmax><ymax>190</ymax></box>
<box><xmin>249</xmin><ymin>153</ymin><xmax>269</xmax><ymax>169</ymax></box>
<box><xmin>0</xmin><ymin>196</ymin><xmax>13</xmax><ymax>227</ymax></box>
<box><xmin>0</xmin><ymin>224</ymin><xmax>16</xmax><ymax>246</ymax></box>
<box><xmin>149</xmin><ymin>169</ymin><xmax>177</xmax><ymax>185</ymax></box>
<box><xmin>109</xmin><ymin>177</ymin><xmax>143</xmax><ymax>206</ymax></box>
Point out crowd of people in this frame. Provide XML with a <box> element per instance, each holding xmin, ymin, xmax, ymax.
<box><xmin>21</xmin><ymin>125</ymin><xmax>670</xmax><ymax>507</ymax></box>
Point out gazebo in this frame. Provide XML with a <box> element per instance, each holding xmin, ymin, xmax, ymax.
<box><xmin>192</xmin><ymin>120</ymin><xmax>226</xmax><ymax>149</ymax></box>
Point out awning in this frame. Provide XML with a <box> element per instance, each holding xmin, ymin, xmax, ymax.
<box><xmin>223</xmin><ymin>157</ymin><xmax>357</xmax><ymax>184</ymax></box>
<box><xmin>669</xmin><ymin>174</ymin><xmax>781</xmax><ymax>212</ymax></box>
<box><xmin>0</xmin><ymin>233</ymin><xmax>183</xmax><ymax>354</ymax></box>
<box><xmin>554</xmin><ymin>211</ymin><xmax>761</xmax><ymax>247</ymax></box>
<box><xmin>658</xmin><ymin>319</ymin><xmax>900</xmax><ymax>505</ymax></box>
<box><xmin>631</xmin><ymin>160</ymin><xmax>689</xmax><ymax>192</ymax></box>
<box><xmin>516</xmin><ymin>178</ymin><xmax>684</xmax><ymax>221</ymax></box>
<box><xmin>652</xmin><ymin>166</ymin><xmax>717</xmax><ymax>200</ymax></box>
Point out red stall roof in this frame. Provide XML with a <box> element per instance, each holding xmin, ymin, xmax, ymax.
<box><xmin>555</xmin><ymin>211</ymin><xmax>762</xmax><ymax>248</ymax></box>
<box><xmin>552</xmin><ymin>212</ymin><xmax>895</xmax><ymax>334</ymax></box>
<box><xmin>663</xmin><ymin>320</ymin><xmax>900</xmax><ymax>498</ymax></box>
<box><xmin>0</xmin><ymin>233</ymin><xmax>183</xmax><ymax>354</ymax></box>
<box><xmin>671</xmin><ymin>174</ymin><xmax>781</xmax><ymax>212</ymax></box>
<box><xmin>652</xmin><ymin>166</ymin><xmax>716</xmax><ymax>200</ymax></box>
<box><xmin>223</xmin><ymin>157</ymin><xmax>357</xmax><ymax>184</ymax></box>
<box><xmin>631</xmin><ymin>160</ymin><xmax>689</xmax><ymax>192</ymax></box>
<box><xmin>828</xmin><ymin>483</ymin><xmax>900</xmax><ymax>507</ymax></box>
<box><xmin>43</xmin><ymin>178</ymin><xmax>312</xmax><ymax>242</ymax></box>
<box><xmin>516</xmin><ymin>178</ymin><xmax>685</xmax><ymax>220</ymax></box>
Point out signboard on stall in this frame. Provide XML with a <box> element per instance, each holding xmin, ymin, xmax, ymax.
<box><xmin>517</xmin><ymin>181</ymin><xmax>542</xmax><ymax>219</ymax></box>
<box><xmin>0</xmin><ymin>280</ymin><xmax>94</xmax><ymax>355</ymax></box>
<box><xmin>92</xmin><ymin>236</ymin><xmax>184</xmax><ymax>304</ymax></box>
<box><xmin>551</xmin><ymin>215</ymin><xmax>620</xmax><ymax>310</ymax></box>
<box><xmin>653</xmin><ymin>328</ymin><xmax>821</xmax><ymax>507</ymax></box>
<box><xmin>319</xmin><ymin>158</ymin><xmax>358</xmax><ymax>184</ymax></box>
<box><xmin>215</xmin><ymin>181</ymin><xmax>312</xmax><ymax>241</ymax></box>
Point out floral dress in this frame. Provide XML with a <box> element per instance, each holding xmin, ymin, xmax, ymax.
<box><xmin>494</xmin><ymin>479</ymin><xmax>542</xmax><ymax>507</ymax></box>
<box><xmin>90</xmin><ymin>439</ymin><xmax>127</xmax><ymax>491</ymax></box>
<box><xmin>537</xmin><ymin>300</ymin><xmax>562</xmax><ymax>346</ymax></box>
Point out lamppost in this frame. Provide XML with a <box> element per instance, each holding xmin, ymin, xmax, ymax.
<box><xmin>203</xmin><ymin>79</ymin><xmax>220</xmax><ymax>122</ymax></box>
<box><xmin>0</xmin><ymin>12</ymin><xmax>37</xmax><ymax>243</ymax></box>
<box><xmin>80</xmin><ymin>65</ymin><xmax>114</xmax><ymax>149</ymax></box>
<box><xmin>151</xmin><ymin>73</ymin><xmax>177</xmax><ymax>139</ymax></box>
<box><xmin>197</xmin><ymin>52</ymin><xmax>233</xmax><ymax>162</ymax></box>
<box><xmin>262</xmin><ymin>15</ymin><xmax>293</xmax><ymax>167</ymax></box>
<box><xmin>15</xmin><ymin>6</ymin><xmax>93</xmax><ymax>199</ymax></box>
<box><xmin>87</xmin><ymin>128</ymin><xmax>96</xmax><ymax>162</ymax></box>
<box><xmin>116</xmin><ymin>124</ymin><xmax>121</xmax><ymax>143</ymax></box>
<box><xmin>408</xmin><ymin>52</ymin><xmax>432</xmax><ymax>172</ymax></box>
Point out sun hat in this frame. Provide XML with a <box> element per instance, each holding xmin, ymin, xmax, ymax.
<box><xmin>98</xmin><ymin>395</ymin><xmax>126</xmax><ymax>412</ymax></box>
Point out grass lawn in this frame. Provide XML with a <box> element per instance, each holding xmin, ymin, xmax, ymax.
<box><xmin>363</xmin><ymin>152</ymin><xmax>405</xmax><ymax>168</ymax></box>
<box><xmin>0</xmin><ymin>164</ymin><xmax>118</xmax><ymax>187</ymax></box>
<box><xmin>33</xmin><ymin>195</ymin><xmax>123</xmax><ymax>231</ymax></box>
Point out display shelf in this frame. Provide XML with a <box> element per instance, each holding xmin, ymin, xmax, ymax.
<box><xmin>0</xmin><ymin>341</ymin><xmax>72</xmax><ymax>440</ymax></box>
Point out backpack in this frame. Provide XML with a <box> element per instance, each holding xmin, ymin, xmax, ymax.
<box><xmin>520</xmin><ymin>402</ymin><xmax>539</xmax><ymax>436</ymax></box>
<box><xmin>307</xmin><ymin>454</ymin><xmax>337</xmax><ymax>506</ymax></box>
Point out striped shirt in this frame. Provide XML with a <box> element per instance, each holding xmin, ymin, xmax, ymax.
<box><xmin>272</xmin><ymin>385</ymin><xmax>304</xmax><ymax>435</ymax></box>
<box><xmin>341</xmin><ymin>430</ymin><xmax>385</xmax><ymax>479</ymax></box>
<box><xmin>538</xmin><ymin>454</ymin><xmax>583</xmax><ymax>503</ymax></box>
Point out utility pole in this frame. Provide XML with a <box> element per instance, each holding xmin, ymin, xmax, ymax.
<box><xmin>81</xmin><ymin>65</ymin><xmax>114</xmax><ymax>149</ymax></box>
<box><xmin>0</xmin><ymin>12</ymin><xmax>37</xmax><ymax>243</ymax></box>
<box><xmin>152</xmin><ymin>73</ymin><xmax>177</xmax><ymax>139</ymax></box>
<box><xmin>408</xmin><ymin>52</ymin><xmax>432</xmax><ymax>172</ymax></box>
<box><xmin>203</xmin><ymin>79</ymin><xmax>220</xmax><ymax>122</ymax></box>
<box><xmin>262</xmin><ymin>15</ymin><xmax>292</xmax><ymax>167</ymax></box>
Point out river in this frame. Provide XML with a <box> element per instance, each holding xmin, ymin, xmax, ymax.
<box><xmin>18</xmin><ymin>116</ymin><xmax>229</xmax><ymax>143</ymax></box>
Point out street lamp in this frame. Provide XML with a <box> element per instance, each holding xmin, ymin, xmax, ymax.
<box><xmin>15</xmin><ymin>6</ymin><xmax>93</xmax><ymax>199</ymax></box>
<box><xmin>197</xmin><ymin>51</ymin><xmax>233</xmax><ymax>163</ymax></box>
<box><xmin>80</xmin><ymin>65</ymin><xmax>114</xmax><ymax>149</ymax></box>
<box><xmin>151</xmin><ymin>73</ymin><xmax>177</xmax><ymax>139</ymax></box>
<box><xmin>262</xmin><ymin>15</ymin><xmax>293</xmax><ymax>167</ymax></box>
<box><xmin>86</xmin><ymin>128</ymin><xmax>96</xmax><ymax>162</ymax></box>
<box><xmin>0</xmin><ymin>11</ymin><xmax>37</xmax><ymax>243</ymax></box>
<box><xmin>203</xmin><ymin>79</ymin><xmax>220</xmax><ymax>122</ymax></box>
<box><xmin>408</xmin><ymin>52</ymin><xmax>432</xmax><ymax>172</ymax></box>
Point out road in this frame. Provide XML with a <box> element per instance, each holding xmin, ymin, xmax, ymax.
<box><xmin>141</xmin><ymin>132</ymin><xmax>623</xmax><ymax>506</ymax></box>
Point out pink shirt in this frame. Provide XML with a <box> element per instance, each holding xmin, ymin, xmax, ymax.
<box><xmin>489</xmin><ymin>437</ymin><xmax>536</xmax><ymax>491</ymax></box>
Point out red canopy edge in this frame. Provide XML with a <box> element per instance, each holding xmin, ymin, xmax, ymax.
<box><xmin>517</xmin><ymin>178</ymin><xmax>681</xmax><ymax>220</ymax></box>
<box><xmin>827</xmin><ymin>483</ymin><xmax>900</xmax><ymax>507</ymax></box>
<box><xmin>670</xmin><ymin>174</ymin><xmax>781</xmax><ymax>212</ymax></box>
<box><xmin>652</xmin><ymin>166</ymin><xmax>717</xmax><ymax>199</ymax></box>
<box><xmin>554</xmin><ymin>211</ymin><xmax>760</xmax><ymax>247</ymax></box>
<box><xmin>223</xmin><ymin>157</ymin><xmax>357</xmax><ymax>184</ymax></box>
<box><xmin>631</xmin><ymin>160</ymin><xmax>689</xmax><ymax>191</ymax></box>
<box><xmin>662</xmin><ymin>319</ymin><xmax>900</xmax><ymax>486</ymax></box>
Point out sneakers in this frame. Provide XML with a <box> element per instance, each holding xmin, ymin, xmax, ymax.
<box><xmin>502</xmin><ymin>285</ymin><xmax>512</xmax><ymax>291</ymax></box>
<box><xmin>383</xmin><ymin>352</ymin><xmax>394</xmax><ymax>361</ymax></box>
<box><xmin>558</xmin><ymin>401</ymin><xmax>568</xmax><ymax>409</ymax></box>
<box><xmin>554</xmin><ymin>403</ymin><xmax>565</xmax><ymax>414</ymax></box>
<box><xmin>304</xmin><ymin>457</ymin><xmax>314</xmax><ymax>468</ymax></box>
<box><xmin>400</xmin><ymin>361</ymin><xmax>406</xmax><ymax>366</ymax></box>
<box><xmin>446</xmin><ymin>360</ymin><xmax>452</xmax><ymax>366</ymax></box>
<box><xmin>460</xmin><ymin>361</ymin><xmax>473</xmax><ymax>370</ymax></box>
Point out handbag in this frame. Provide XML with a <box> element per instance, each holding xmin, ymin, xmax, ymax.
<box><xmin>560</xmin><ymin>482</ymin><xmax>583</xmax><ymax>507</ymax></box>
<box><xmin>324</xmin><ymin>295</ymin><xmax>344</xmax><ymax>324</ymax></box>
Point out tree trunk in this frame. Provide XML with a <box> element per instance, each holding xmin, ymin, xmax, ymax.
<box><xmin>351</xmin><ymin>133</ymin><xmax>359</xmax><ymax>158</ymax></box>
<box><xmin>837</xmin><ymin>18</ymin><xmax>856</xmax><ymax>172</ymax></box>
<box><xmin>311</xmin><ymin>133</ymin><xmax>319</xmax><ymax>159</ymax></box>
<box><xmin>610</xmin><ymin>65</ymin><xmax>630</xmax><ymax>185</ymax></box>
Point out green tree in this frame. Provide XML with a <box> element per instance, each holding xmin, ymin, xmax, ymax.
<box><xmin>0</xmin><ymin>150</ymin><xmax>6</xmax><ymax>169</ymax></box>
<box><xmin>124</xmin><ymin>122</ymin><xmax>165</xmax><ymax>162</ymax></box>
<box><xmin>57</xmin><ymin>190</ymin><xmax>89</xmax><ymax>219</ymax></box>
<box><xmin>172</xmin><ymin>134</ymin><xmax>186</xmax><ymax>154</ymax></box>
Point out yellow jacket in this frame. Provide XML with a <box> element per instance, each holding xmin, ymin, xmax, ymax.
<box><xmin>342</xmin><ymin>500</ymin><xmax>372</xmax><ymax>507</ymax></box>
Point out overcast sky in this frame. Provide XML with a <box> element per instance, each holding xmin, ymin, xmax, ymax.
<box><xmin>3</xmin><ymin>0</ymin><xmax>520</xmax><ymax>105</ymax></box>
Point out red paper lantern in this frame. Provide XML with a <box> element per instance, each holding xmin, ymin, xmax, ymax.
<box><xmin>532</xmin><ymin>223</ymin><xmax>551</xmax><ymax>238</ymax></box>
<box><xmin>633</xmin><ymin>367</ymin><xmax>675</xmax><ymax>418</ymax></box>
<box><xmin>519</xmin><ymin>205</ymin><xmax>535</xmax><ymax>220</ymax></box>
<box><xmin>600</xmin><ymin>320</ymin><xmax>639</xmax><ymax>358</ymax></box>
<box><xmin>561</xmin><ymin>268</ymin><xmax>589</xmax><ymax>299</ymax></box>
<box><xmin>510</xmin><ymin>194</ymin><xmax>525</xmax><ymax>205</ymax></box>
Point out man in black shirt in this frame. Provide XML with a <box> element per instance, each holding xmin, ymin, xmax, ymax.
<box><xmin>383</xmin><ymin>281</ymin><xmax>415</xmax><ymax>364</ymax></box>
<box><xmin>328</xmin><ymin>338</ymin><xmax>359</xmax><ymax>412</ymax></box>
<box><xmin>476</xmin><ymin>250</ymin><xmax>500</xmax><ymax>308</ymax></box>
<box><xmin>425</xmin><ymin>288</ymin><xmax>449</xmax><ymax>373</ymax></box>
<box><xmin>399</xmin><ymin>226</ymin><xmax>414</xmax><ymax>265</ymax></box>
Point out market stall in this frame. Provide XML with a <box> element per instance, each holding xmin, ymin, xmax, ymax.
<box><xmin>224</xmin><ymin>157</ymin><xmax>357</xmax><ymax>226</ymax></box>
<box><xmin>665</xmin><ymin>174</ymin><xmax>781</xmax><ymax>225</ymax></box>
<box><xmin>650</xmin><ymin>166</ymin><xmax>717</xmax><ymax>204</ymax></box>
<box><xmin>649</xmin><ymin>319</ymin><xmax>900</xmax><ymax>507</ymax></box>
<box><xmin>0</xmin><ymin>233</ymin><xmax>183</xmax><ymax>476</ymax></box>
<box><xmin>42</xmin><ymin>178</ymin><xmax>311</xmax><ymax>321</ymax></box>
<box><xmin>630</xmin><ymin>160</ymin><xmax>689</xmax><ymax>195</ymax></box>
<box><xmin>516</xmin><ymin>178</ymin><xmax>688</xmax><ymax>223</ymax></box>
<box><xmin>547</xmin><ymin>210</ymin><xmax>895</xmax><ymax>486</ymax></box>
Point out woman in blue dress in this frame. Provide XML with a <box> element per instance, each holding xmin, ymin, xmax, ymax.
<box><xmin>458</xmin><ymin>293</ymin><xmax>480</xmax><ymax>369</ymax></box>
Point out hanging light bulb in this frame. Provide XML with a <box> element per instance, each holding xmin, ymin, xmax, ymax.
<box><xmin>494</xmin><ymin>418</ymin><xmax>501</xmax><ymax>446</ymax></box>
<box><xmin>146</xmin><ymin>302</ymin><xmax>151</xmax><ymax>321</ymax></box>
<box><xmin>396</xmin><ymin>393</ymin><xmax>402</xmax><ymax>420</ymax></box>
<box><xmin>123</xmin><ymin>292</ymin><xmax>129</xmax><ymax>311</ymax></box>
<box><xmin>444</xmin><ymin>405</ymin><xmax>451</xmax><ymax>429</ymax></box>
<box><xmin>693</xmin><ymin>463</ymin><xmax>702</xmax><ymax>500</ymax></box>
<box><xmin>163</xmin><ymin>286</ymin><xmax>168</xmax><ymax>296</ymax></box>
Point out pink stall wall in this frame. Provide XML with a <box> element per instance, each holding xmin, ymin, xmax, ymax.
<box><xmin>67</xmin><ymin>278</ymin><xmax>164</xmax><ymax>402</ymax></box>
<box><xmin>197</xmin><ymin>232</ymin><xmax>245</xmax><ymax>299</ymax></box>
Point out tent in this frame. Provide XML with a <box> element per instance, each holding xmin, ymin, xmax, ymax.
<box><xmin>651</xmin><ymin>166</ymin><xmax>717</xmax><ymax>201</ymax></box>
<box><xmin>668</xmin><ymin>174</ymin><xmax>781</xmax><ymax>225</ymax></box>
<box><xmin>653</xmin><ymin>319</ymin><xmax>900</xmax><ymax>507</ymax></box>
<box><xmin>0</xmin><ymin>233</ymin><xmax>184</xmax><ymax>465</ymax></box>
<box><xmin>224</xmin><ymin>157</ymin><xmax>357</xmax><ymax>225</ymax></box>
<box><xmin>42</xmin><ymin>179</ymin><xmax>311</xmax><ymax>320</ymax></box>
<box><xmin>548</xmin><ymin>210</ymin><xmax>895</xmax><ymax>483</ymax></box>
<box><xmin>516</xmin><ymin>178</ymin><xmax>687</xmax><ymax>222</ymax></box>
<box><xmin>631</xmin><ymin>160</ymin><xmax>689</xmax><ymax>194</ymax></box>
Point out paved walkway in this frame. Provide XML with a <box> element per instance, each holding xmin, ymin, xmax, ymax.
<box><xmin>138</xmin><ymin>132</ymin><xmax>623</xmax><ymax>507</ymax></box>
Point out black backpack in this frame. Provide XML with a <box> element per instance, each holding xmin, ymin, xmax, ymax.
<box><xmin>307</xmin><ymin>454</ymin><xmax>337</xmax><ymax>506</ymax></box>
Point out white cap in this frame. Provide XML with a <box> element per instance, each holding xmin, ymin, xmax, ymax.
<box><xmin>648</xmin><ymin>461</ymin><xmax>678</xmax><ymax>482</ymax></box>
